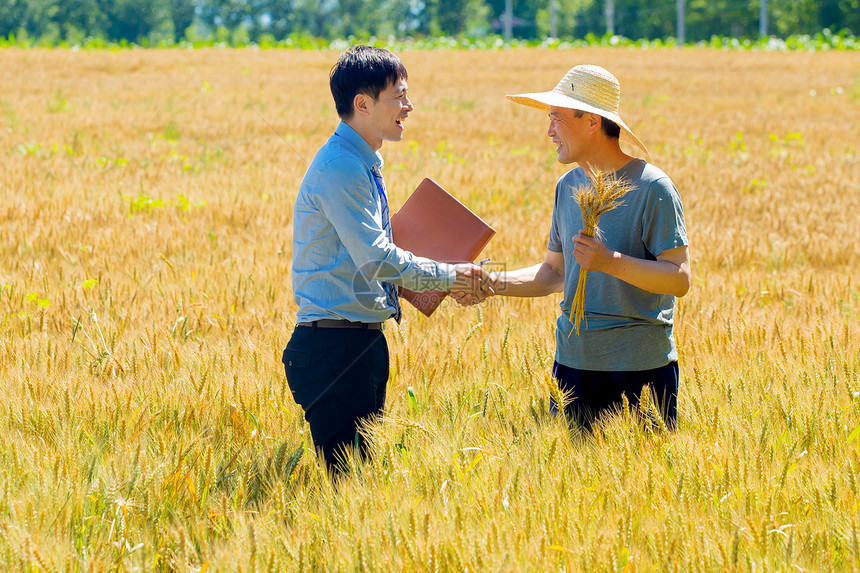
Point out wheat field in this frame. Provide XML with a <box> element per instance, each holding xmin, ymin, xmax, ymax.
<box><xmin>1</xmin><ymin>46</ymin><xmax>859</xmax><ymax>571</ymax></box>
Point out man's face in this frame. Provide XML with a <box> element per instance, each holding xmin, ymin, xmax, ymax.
<box><xmin>547</xmin><ymin>106</ymin><xmax>587</xmax><ymax>164</ymax></box>
<box><xmin>365</xmin><ymin>76</ymin><xmax>413</xmax><ymax>147</ymax></box>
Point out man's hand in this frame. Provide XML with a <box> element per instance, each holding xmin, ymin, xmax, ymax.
<box><xmin>573</xmin><ymin>231</ymin><xmax>691</xmax><ymax>297</ymax></box>
<box><xmin>572</xmin><ymin>231</ymin><xmax>615</xmax><ymax>272</ymax></box>
<box><xmin>450</xmin><ymin>265</ymin><xmax>494</xmax><ymax>306</ymax></box>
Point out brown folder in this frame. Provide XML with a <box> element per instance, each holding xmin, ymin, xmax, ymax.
<box><xmin>390</xmin><ymin>178</ymin><xmax>495</xmax><ymax>317</ymax></box>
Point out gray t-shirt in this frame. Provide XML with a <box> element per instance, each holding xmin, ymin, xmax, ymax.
<box><xmin>548</xmin><ymin>159</ymin><xmax>688</xmax><ymax>371</ymax></box>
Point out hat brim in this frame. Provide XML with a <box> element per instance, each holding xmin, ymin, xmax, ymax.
<box><xmin>506</xmin><ymin>91</ymin><xmax>649</xmax><ymax>158</ymax></box>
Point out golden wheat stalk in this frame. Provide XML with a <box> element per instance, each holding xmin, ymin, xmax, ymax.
<box><xmin>569</xmin><ymin>169</ymin><xmax>634</xmax><ymax>336</ymax></box>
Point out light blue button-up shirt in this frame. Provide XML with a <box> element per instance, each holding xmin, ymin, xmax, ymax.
<box><xmin>292</xmin><ymin>122</ymin><xmax>457</xmax><ymax>323</ymax></box>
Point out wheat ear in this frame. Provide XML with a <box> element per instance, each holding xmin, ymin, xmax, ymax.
<box><xmin>569</xmin><ymin>169</ymin><xmax>634</xmax><ymax>337</ymax></box>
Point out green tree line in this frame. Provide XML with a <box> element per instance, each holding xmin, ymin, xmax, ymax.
<box><xmin>1</xmin><ymin>0</ymin><xmax>858</xmax><ymax>45</ymax></box>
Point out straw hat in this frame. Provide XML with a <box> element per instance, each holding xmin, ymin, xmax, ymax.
<box><xmin>506</xmin><ymin>64</ymin><xmax>648</xmax><ymax>157</ymax></box>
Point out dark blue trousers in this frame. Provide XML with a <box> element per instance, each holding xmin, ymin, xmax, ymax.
<box><xmin>551</xmin><ymin>361</ymin><xmax>679</xmax><ymax>432</ymax></box>
<box><xmin>282</xmin><ymin>325</ymin><xmax>388</xmax><ymax>471</ymax></box>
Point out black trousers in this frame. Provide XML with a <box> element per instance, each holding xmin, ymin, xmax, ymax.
<box><xmin>282</xmin><ymin>325</ymin><xmax>388</xmax><ymax>470</ymax></box>
<box><xmin>551</xmin><ymin>361</ymin><xmax>679</xmax><ymax>432</ymax></box>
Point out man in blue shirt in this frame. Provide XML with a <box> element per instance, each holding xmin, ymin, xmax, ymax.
<box><xmin>284</xmin><ymin>46</ymin><xmax>487</xmax><ymax>472</ymax></box>
<box><xmin>465</xmin><ymin>65</ymin><xmax>691</xmax><ymax>432</ymax></box>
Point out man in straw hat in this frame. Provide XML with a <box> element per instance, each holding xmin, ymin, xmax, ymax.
<box><xmin>462</xmin><ymin>64</ymin><xmax>690</xmax><ymax>432</ymax></box>
<box><xmin>284</xmin><ymin>45</ymin><xmax>489</xmax><ymax>474</ymax></box>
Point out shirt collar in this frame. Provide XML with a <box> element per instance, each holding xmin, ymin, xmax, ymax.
<box><xmin>334</xmin><ymin>121</ymin><xmax>384</xmax><ymax>171</ymax></box>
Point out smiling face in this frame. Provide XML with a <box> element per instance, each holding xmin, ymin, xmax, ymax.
<box><xmin>364</xmin><ymin>77</ymin><xmax>413</xmax><ymax>148</ymax></box>
<box><xmin>547</xmin><ymin>106</ymin><xmax>588</xmax><ymax>165</ymax></box>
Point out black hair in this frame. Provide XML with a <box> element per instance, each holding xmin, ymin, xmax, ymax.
<box><xmin>573</xmin><ymin>109</ymin><xmax>622</xmax><ymax>139</ymax></box>
<box><xmin>329</xmin><ymin>45</ymin><xmax>408</xmax><ymax>120</ymax></box>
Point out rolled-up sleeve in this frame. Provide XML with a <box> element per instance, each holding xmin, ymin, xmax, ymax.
<box><xmin>312</xmin><ymin>157</ymin><xmax>457</xmax><ymax>292</ymax></box>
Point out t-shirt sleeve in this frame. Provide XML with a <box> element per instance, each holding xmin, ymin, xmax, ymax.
<box><xmin>641</xmin><ymin>177</ymin><xmax>688</xmax><ymax>257</ymax></box>
<box><xmin>547</xmin><ymin>180</ymin><xmax>563</xmax><ymax>253</ymax></box>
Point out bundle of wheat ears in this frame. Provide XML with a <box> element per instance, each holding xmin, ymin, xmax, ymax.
<box><xmin>569</xmin><ymin>169</ymin><xmax>634</xmax><ymax>336</ymax></box>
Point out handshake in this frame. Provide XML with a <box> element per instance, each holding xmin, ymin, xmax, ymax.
<box><xmin>449</xmin><ymin>264</ymin><xmax>497</xmax><ymax>307</ymax></box>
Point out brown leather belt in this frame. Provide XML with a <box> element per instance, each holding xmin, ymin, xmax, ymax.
<box><xmin>297</xmin><ymin>319</ymin><xmax>384</xmax><ymax>330</ymax></box>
